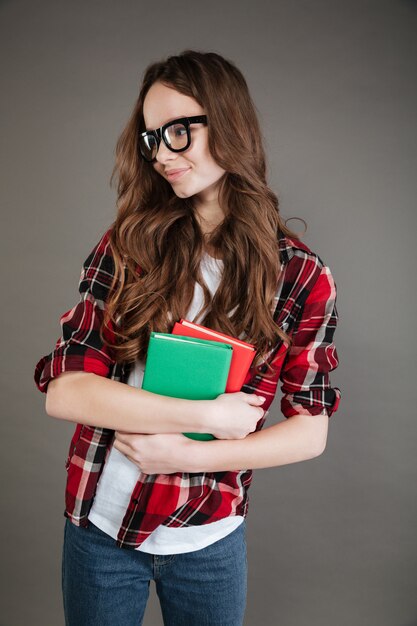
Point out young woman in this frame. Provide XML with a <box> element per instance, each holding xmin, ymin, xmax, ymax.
<box><xmin>34</xmin><ymin>49</ymin><xmax>341</xmax><ymax>626</ymax></box>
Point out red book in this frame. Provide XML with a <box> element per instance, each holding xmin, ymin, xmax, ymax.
<box><xmin>172</xmin><ymin>319</ymin><xmax>256</xmax><ymax>393</ymax></box>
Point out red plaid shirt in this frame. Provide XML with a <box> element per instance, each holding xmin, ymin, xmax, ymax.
<box><xmin>34</xmin><ymin>227</ymin><xmax>341</xmax><ymax>550</ymax></box>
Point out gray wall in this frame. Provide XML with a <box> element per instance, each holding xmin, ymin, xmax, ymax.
<box><xmin>1</xmin><ymin>0</ymin><xmax>416</xmax><ymax>624</ymax></box>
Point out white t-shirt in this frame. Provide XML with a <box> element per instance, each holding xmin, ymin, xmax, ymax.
<box><xmin>88</xmin><ymin>251</ymin><xmax>245</xmax><ymax>554</ymax></box>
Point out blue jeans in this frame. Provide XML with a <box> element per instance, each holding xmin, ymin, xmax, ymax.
<box><xmin>62</xmin><ymin>517</ymin><xmax>248</xmax><ymax>625</ymax></box>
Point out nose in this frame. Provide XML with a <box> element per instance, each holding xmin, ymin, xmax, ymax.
<box><xmin>155</xmin><ymin>139</ymin><xmax>176</xmax><ymax>165</ymax></box>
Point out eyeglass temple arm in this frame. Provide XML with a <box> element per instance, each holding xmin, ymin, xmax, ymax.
<box><xmin>188</xmin><ymin>115</ymin><xmax>207</xmax><ymax>124</ymax></box>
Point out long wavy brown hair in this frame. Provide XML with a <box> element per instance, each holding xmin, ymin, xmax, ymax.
<box><xmin>102</xmin><ymin>49</ymin><xmax>306</xmax><ymax>377</ymax></box>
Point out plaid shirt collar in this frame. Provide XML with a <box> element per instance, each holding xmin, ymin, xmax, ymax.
<box><xmin>278</xmin><ymin>229</ymin><xmax>295</xmax><ymax>265</ymax></box>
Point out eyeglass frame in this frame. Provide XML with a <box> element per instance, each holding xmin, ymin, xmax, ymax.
<box><xmin>138</xmin><ymin>115</ymin><xmax>208</xmax><ymax>162</ymax></box>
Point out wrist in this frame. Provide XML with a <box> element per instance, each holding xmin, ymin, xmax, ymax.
<box><xmin>185</xmin><ymin>438</ymin><xmax>213</xmax><ymax>472</ymax></box>
<box><xmin>180</xmin><ymin>399</ymin><xmax>216</xmax><ymax>434</ymax></box>
<box><xmin>185</xmin><ymin>438</ymin><xmax>247</xmax><ymax>473</ymax></box>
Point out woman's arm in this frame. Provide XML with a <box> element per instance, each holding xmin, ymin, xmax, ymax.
<box><xmin>185</xmin><ymin>411</ymin><xmax>328</xmax><ymax>472</ymax></box>
<box><xmin>46</xmin><ymin>371</ymin><xmax>212</xmax><ymax>434</ymax></box>
<box><xmin>46</xmin><ymin>372</ymin><xmax>265</xmax><ymax>438</ymax></box>
<box><xmin>112</xmin><ymin>410</ymin><xmax>328</xmax><ymax>474</ymax></box>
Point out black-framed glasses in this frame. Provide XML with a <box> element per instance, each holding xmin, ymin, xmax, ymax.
<box><xmin>138</xmin><ymin>115</ymin><xmax>208</xmax><ymax>163</ymax></box>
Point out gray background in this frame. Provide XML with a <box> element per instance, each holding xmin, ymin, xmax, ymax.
<box><xmin>1</xmin><ymin>0</ymin><xmax>416</xmax><ymax>624</ymax></box>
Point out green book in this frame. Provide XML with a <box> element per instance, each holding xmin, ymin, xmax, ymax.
<box><xmin>142</xmin><ymin>332</ymin><xmax>233</xmax><ymax>441</ymax></box>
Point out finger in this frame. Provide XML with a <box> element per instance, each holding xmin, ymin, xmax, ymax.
<box><xmin>113</xmin><ymin>439</ymin><xmax>130</xmax><ymax>454</ymax></box>
<box><xmin>114</xmin><ymin>442</ymin><xmax>140</xmax><ymax>468</ymax></box>
<box><xmin>246</xmin><ymin>394</ymin><xmax>266</xmax><ymax>405</ymax></box>
<box><xmin>122</xmin><ymin>451</ymin><xmax>141</xmax><ymax>469</ymax></box>
<box><xmin>114</xmin><ymin>431</ymin><xmax>138</xmax><ymax>444</ymax></box>
<box><xmin>115</xmin><ymin>431</ymin><xmax>135</xmax><ymax>438</ymax></box>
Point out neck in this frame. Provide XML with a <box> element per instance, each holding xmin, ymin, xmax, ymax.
<box><xmin>193</xmin><ymin>187</ymin><xmax>226</xmax><ymax>260</ymax></box>
<box><xmin>194</xmin><ymin>200</ymin><xmax>225</xmax><ymax>235</ymax></box>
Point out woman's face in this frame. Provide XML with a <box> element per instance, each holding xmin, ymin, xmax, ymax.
<box><xmin>142</xmin><ymin>82</ymin><xmax>226</xmax><ymax>201</ymax></box>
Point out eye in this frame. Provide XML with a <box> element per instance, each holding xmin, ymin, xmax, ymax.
<box><xmin>172</xmin><ymin>125</ymin><xmax>187</xmax><ymax>137</ymax></box>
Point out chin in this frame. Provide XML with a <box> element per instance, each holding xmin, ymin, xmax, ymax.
<box><xmin>172</xmin><ymin>187</ymin><xmax>194</xmax><ymax>198</ymax></box>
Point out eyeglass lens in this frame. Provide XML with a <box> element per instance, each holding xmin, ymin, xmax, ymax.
<box><xmin>140</xmin><ymin>121</ymin><xmax>188</xmax><ymax>161</ymax></box>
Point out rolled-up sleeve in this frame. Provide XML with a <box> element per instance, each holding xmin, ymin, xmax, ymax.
<box><xmin>280</xmin><ymin>264</ymin><xmax>341</xmax><ymax>418</ymax></box>
<box><xmin>34</xmin><ymin>229</ymin><xmax>116</xmax><ymax>394</ymax></box>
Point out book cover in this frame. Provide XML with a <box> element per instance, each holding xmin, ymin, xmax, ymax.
<box><xmin>172</xmin><ymin>319</ymin><xmax>256</xmax><ymax>392</ymax></box>
<box><xmin>142</xmin><ymin>332</ymin><xmax>233</xmax><ymax>441</ymax></box>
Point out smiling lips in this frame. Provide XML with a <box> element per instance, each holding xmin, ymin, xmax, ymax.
<box><xmin>165</xmin><ymin>168</ymin><xmax>191</xmax><ymax>181</ymax></box>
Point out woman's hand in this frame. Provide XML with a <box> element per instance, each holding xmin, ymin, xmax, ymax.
<box><xmin>113</xmin><ymin>430</ymin><xmax>197</xmax><ymax>475</ymax></box>
<box><xmin>209</xmin><ymin>391</ymin><xmax>266</xmax><ymax>440</ymax></box>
